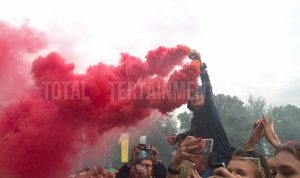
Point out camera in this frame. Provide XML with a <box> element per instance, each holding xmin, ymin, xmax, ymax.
<box><xmin>139</xmin><ymin>144</ymin><xmax>152</xmax><ymax>159</ymax></box>
<box><xmin>139</xmin><ymin>144</ymin><xmax>152</xmax><ymax>151</ymax></box>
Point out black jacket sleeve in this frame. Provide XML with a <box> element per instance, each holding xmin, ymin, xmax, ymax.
<box><xmin>200</xmin><ymin>63</ymin><xmax>213</xmax><ymax>103</ymax></box>
<box><xmin>152</xmin><ymin>161</ymin><xmax>167</xmax><ymax>178</ymax></box>
<box><xmin>116</xmin><ymin>163</ymin><xmax>131</xmax><ymax>178</ymax></box>
<box><xmin>176</xmin><ymin>64</ymin><xmax>213</xmax><ymax>138</ymax></box>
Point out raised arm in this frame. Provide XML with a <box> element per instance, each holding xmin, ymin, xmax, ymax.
<box><xmin>262</xmin><ymin>115</ymin><xmax>282</xmax><ymax>149</ymax></box>
<box><xmin>167</xmin><ymin>136</ymin><xmax>203</xmax><ymax>178</ymax></box>
<box><xmin>188</xmin><ymin>50</ymin><xmax>213</xmax><ymax>102</ymax></box>
<box><xmin>200</xmin><ymin>63</ymin><xmax>213</xmax><ymax>102</ymax></box>
<box><xmin>244</xmin><ymin>119</ymin><xmax>265</xmax><ymax>151</ymax></box>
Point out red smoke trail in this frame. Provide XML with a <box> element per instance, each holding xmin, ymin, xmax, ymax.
<box><xmin>0</xmin><ymin>21</ymin><xmax>200</xmax><ymax>178</ymax></box>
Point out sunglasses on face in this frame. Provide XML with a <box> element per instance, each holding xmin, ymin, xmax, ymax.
<box><xmin>232</xmin><ymin>157</ymin><xmax>261</xmax><ymax>170</ymax></box>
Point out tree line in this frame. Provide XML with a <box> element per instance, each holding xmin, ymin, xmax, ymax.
<box><xmin>87</xmin><ymin>94</ymin><xmax>300</xmax><ymax>168</ymax></box>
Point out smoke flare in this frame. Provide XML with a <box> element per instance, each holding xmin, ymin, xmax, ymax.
<box><xmin>0</xmin><ymin>21</ymin><xmax>200</xmax><ymax>178</ymax></box>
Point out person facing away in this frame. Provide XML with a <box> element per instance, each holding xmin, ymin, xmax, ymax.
<box><xmin>167</xmin><ymin>50</ymin><xmax>232</xmax><ymax>177</ymax></box>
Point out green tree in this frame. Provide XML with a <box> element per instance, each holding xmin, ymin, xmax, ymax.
<box><xmin>95</xmin><ymin>94</ymin><xmax>300</xmax><ymax>168</ymax></box>
<box><xmin>177</xmin><ymin>111</ymin><xmax>192</xmax><ymax>132</ymax></box>
<box><xmin>268</xmin><ymin>104</ymin><xmax>300</xmax><ymax>142</ymax></box>
<box><xmin>246</xmin><ymin>95</ymin><xmax>266</xmax><ymax>119</ymax></box>
<box><xmin>103</xmin><ymin>114</ymin><xmax>179</xmax><ymax>167</ymax></box>
<box><xmin>213</xmin><ymin>94</ymin><xmax>252</xmax><ymax>149</ymax></box>
<box><xmin>147</xmin><ymin>115</ymin><xmax>178</xmax><ymax>164</ymax></box>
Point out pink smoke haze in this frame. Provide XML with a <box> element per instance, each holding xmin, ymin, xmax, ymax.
<box><xmin>0</xmin><ymin>21</ymin><xmax>47</xmax><ymax>109</ymax></box>
<box><xmin>0</xmin><ymin>21</ymin><xmax>200</xmax><ymax>178</ymax></box>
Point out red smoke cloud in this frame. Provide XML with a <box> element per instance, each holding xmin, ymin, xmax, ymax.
<box><xmin>0</xmin><ymin>21</ymin><xmax>47</xmax><ymax>109</ymax></box>
<box><xmin>0</xmin><ymin>21</ymin><xmax>200</xmax><ymax>178</ymax></box>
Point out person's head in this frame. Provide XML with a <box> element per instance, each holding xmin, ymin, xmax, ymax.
<box><xmin>190</xmin><ymin>154</ymin><xmax>209</xmax><ymax>175</ymax></box>
<box><xmin>187</xmin><ymin>86</ymin><xmax>204</xmax><ymax>111</ymax></box>
<box><xmin>271</xmin><ymin>141</ymin><xmax>300</xmax><ymax>178</ymax></box>
<box><xmin>140</xmin><ymin>158</ymin><xmax>153</xmax><ymax>177</ymax></box>
<box><xmin>130</xmin><ymin>164</ymin><xmax>148</xmax><ymax>178</ymax></box>
<box><xmin>90</xmin><ymin>169</ymin><xmax>101</xmax><ymax>178</ymax></box>
<box><xmin>78</xmin><ymin>167</ymin><xmax>91</xmax><ymax>176</ymax></box>
<box><xmin>131</xmin><ymin>145</ymin><xmax>141</xmax><ymax>163</ymax></box>
<box><xmin>178</xmin><ymin>160</ymin><xmax>201</xmax><ymax>178</ymax></box>
<box><xmin>227</xmin><ymin>150</ymin><xmax>269</xmax><ymax>178</ymax></box>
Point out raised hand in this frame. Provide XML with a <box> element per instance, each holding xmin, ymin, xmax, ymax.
<box><xmin>167</xmin><ymin>136</ymin><xmax>177</xmax><ymax>145</ymax></box>
<box><xmin>262</xmin><ymin>115</ymin><xmax>281</xmax><ymax>148</ymax></box>
<box><xmin>148</xmin><ymin>146</ymin><xmax>160</xmax><ymax>164</ymax></box>
<box><xmin>252</xmin><ymin>119</ymin><xmax>265</xmax><ymax>142</ymax></box>
<box><xmin>189</xmin><ymin>49</ymin><xmax>202</xmax><ymax>64</ymax></box>
<box><xmin>208</xmin><ymin>167</ymin><xmax>242</xmax><ymax>178</ymax></box>
<box><xmin>170</xmin><ymin>136</ymin><xmax>203</xmax><ymax>167</ymax></box>
<box><xmin>244</xmin><ymin>119</ymin><xmax>265</xmax><ymax>151</ymax></box>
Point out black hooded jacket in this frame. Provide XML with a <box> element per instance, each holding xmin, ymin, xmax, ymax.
<box><xmin>183</xmin><ymin>65</ymin><xmax>232</xmax><ymax>165</ymax></box>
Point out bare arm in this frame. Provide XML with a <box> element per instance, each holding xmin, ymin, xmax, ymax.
<box><xmin>244</xmin><ymin>119</ymin><xmax>265</xmax><ymax>150</ymax></box>
<box><xmin>167</xmin><ymin>136</ymin><xmax>203</xmax><ymax>178</ymax></box>
<box><xmin>262</xmin><ymin>115</ymin><xmax>281</xmax><ymax>148</ymax></box>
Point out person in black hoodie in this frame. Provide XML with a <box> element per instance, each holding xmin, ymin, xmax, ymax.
<box><xmin>167</xmin><ymin>50</ymin><xmax>232</xmax><ymax>177</ymax></box>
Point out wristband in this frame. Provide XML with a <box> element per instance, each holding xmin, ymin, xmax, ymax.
<box><xmin>167</xmin><ymin>166</ymin><xmax>180</xmax><ymax>175</ymax></box>
<box><xmin>275</xmin><ymin>143</ymin><xmax>283</xmax><ymax>149</ymax></box>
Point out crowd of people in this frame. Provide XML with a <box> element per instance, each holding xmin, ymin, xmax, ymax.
<box><xmin>69</xmin><ymin>50</ymin><xmax>300</xmax><ymax>178</ymax></box>
<box><xmin>69</xmin><ymin>166</ymin><xmax>118</xmax><ymax>178</ymax></box>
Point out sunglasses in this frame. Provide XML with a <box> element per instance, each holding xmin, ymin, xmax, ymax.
<box><xmin>233</xmin><ymin>157</ymin><xmax>261</xmax><ymax>170</ymax></box>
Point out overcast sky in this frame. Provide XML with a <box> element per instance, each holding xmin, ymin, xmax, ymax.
<box><xmin>1</xmin><ymin>0</ymin><xmax>299</xmax><ymax>107</ymax></box>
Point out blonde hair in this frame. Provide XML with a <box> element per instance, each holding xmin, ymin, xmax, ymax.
<box><xmin>232</xmin><ymin>150</ymin><xmax>268</xmax><ymax>178</ymax></box>
<box><xmin>178</xmin><ymin>160</ymin><xmax>201</xmax><ymax>178</ymax></box>
<box><xmin>267</xmin><ymin>157</ymin><xmax>274</xmax><ymax>168</ymax></box>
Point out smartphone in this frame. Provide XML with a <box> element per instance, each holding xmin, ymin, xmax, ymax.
<box><xmin>211</xmin><ymin>162</ymin><xmax>225</xmax><ymax>169</ymax></box>
<box><xmin>139</xmin><ymin>136</ymin><xmax>147</xmax><ymax>159</ymax></box>
<box><xmin>196</xmin><ymin>138</ymin><xmax>213</xmax><ymax>155</ymax></box>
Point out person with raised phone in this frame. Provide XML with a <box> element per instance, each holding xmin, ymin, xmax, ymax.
<box><xmin>116</xmin><ymin>143</ymin><xmax>166</xmax><ymax>178</ymax></box>
<box><xmin>167</xmin><ymin>136</ymin><xmax>204</xmax><ymax>178</ymax></box>
<box><xmin>167</xmin><ymin>49</ymin><xmax>232</xmax><ymax>177</ymax></box>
